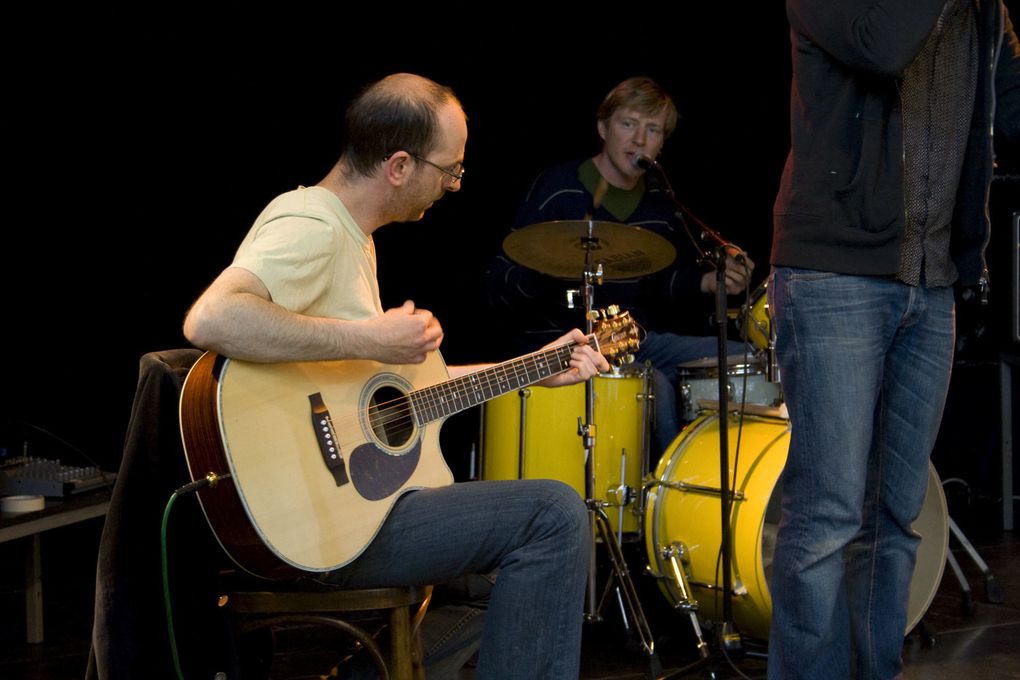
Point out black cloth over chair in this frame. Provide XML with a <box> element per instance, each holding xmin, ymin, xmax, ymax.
<box><xmin>86</xmin><ymin>349</ymin><xmax>240</xmax><ymax>679</ymax></box>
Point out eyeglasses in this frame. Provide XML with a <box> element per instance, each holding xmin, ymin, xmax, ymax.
<box><xmin>409</xmin><ymin>152</ymin><xmax>465</xmax><ymax>183</ymax></box>
<box><xmin>385</xmin><ymin>150</ymin><xmax>464</xmax><ymax>183</ymax></box>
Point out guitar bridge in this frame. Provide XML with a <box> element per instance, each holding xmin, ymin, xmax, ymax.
<box><xmin>308</xmin><ymin>392</ymin><xmax>349</xmax><ymax>487</ymax></box>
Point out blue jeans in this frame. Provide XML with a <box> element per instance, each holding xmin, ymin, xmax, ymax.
<box><xmin>324</xmin><ymin>479</ymin><xmax>590</xmax><ymax>679</ymax></box>
<box><xmin>766</xmin><ymin>268</ymin><xmax>954</xmax><ymax>680</ymax></box>
<box><xmin>636</xmin><ymin>331</ymin><xmax>750</xmax><ymax>457</ymax></box>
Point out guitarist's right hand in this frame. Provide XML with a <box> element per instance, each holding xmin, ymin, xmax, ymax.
<box><xmin>368</xmin><ymin>300</ymin><xmax>445</xmax><ymax>365</ymax></box>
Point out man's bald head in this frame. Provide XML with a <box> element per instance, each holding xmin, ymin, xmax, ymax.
<box><xmin>340</xmin><ymin>73</ymin><xmax>464</xmax><ymax>178</ymax></box>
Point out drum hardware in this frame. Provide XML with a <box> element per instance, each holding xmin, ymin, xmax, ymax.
<box><xmin>648</xmin><ymin>477</ymin><xmax>746</xmax><ymax>502</ymax></box>
<box><xmin>516</xmin><ymin>388</ymin><xmax>530</xmax><ymax>478</ymax></box>
<box><xmin>606</xmin><ymin>450</ymin><xmax>635</xmax><ymax>546</ymax></box>
<box><xmin>936</xmin><ymin>478</ymin><xmax>1005</xmax><ymax>616</ymax></box>
<box><xmin>637</xmin><ymin>360</ymin><xmax>655</xmax><ymax>486</ymax></box>
<box><xmin>660</xmin><ymin>542</ymin><xmax>710</xmax><ymax>660</ymax></box>
<box><xmin>943</xmin><ymin>515</ymin><xmax>1005</xmax><ymax>613</ymax></box>
<box><xmin>588</xmin><ymin>500</ymin><xmax>660</xmax><ymax>676</ymax></box>
<box><xmin>696</xmin><ymin>400</ymin><xmax>788</xmax><ymax>420</ymax></box>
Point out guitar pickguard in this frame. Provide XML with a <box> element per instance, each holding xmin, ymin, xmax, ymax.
<box><xmin>349</xmin><ymin>440</ymin><xmax>422</xmax><ymax>501</ymax></box>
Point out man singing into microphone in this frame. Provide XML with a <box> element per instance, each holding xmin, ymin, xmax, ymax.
<box><xmin>484</xmin><ymin>76</ymin><xmax>755</xmax><ymax>458</ymax></box>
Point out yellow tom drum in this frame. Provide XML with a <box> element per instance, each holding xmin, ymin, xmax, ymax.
<box><xmin>481</xmin><ymin>368</ymin><xmax>650</xmax><ymax>537</ymax></box>
<box><xmin>644</xmin><ymin>411</ymin><xmax>948</xmax><ymax>641</ymax></box>
<box><xmin>740</xmin><ymin>281</ymin><xmax>772</xmax><ymax>352</ymax></box>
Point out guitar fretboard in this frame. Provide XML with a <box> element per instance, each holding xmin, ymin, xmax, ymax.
<box><xmin>409</xmin><ymin>342</ymin><xmax>578</xmax><ymax>424</ymax></box>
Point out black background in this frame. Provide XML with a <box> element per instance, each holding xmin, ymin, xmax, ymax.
<box><xmin>3</xmin><ymin>3</ymin><xmax>1017</xmax><ymax>505</ymax></box>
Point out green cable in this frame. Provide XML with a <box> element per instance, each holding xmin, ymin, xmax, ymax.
<box><xmin>161</xmin><ymin>490</ymin><xmax>186</xmax><ymax>680</ymax></box>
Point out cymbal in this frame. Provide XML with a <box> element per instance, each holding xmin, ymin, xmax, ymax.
<box><xmin>502</xmin><ymin>220</ymin><xmax>677</xmax><ymax>280</ymax></box>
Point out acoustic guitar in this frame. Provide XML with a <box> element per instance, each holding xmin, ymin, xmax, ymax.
<box><xmin>179</xmin><ymin>308</ymin><xmax>639</xmax><ymax>579</ymax></box>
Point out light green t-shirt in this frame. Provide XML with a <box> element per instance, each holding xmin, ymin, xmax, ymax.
<box><xmin>231</xmin><ymin>185</ymin><xmax>383</xmax><ymax>320</ymax></box>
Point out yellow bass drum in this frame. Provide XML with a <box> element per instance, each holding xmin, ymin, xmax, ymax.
<box><xmin>644</xmin><ymin>411</ymin><xmax>948</xmax><ymax>641</ymax></box>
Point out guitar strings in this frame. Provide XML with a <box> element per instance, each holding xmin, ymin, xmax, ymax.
<box><xmin>371</xmin><ymin>343</ymin><xmax>577</xmax><ymax>425</ymax></box>
<box><xmin>324</xmin><ymin>341</ymin><xmax>584</xmax><ymax>450</ymax></box>
<box><xmin>358</xmin><ymin>320</ymin><xmax>632</xmax><ymax>431</ymax></box>
<box><xmin>321</xmin><ymin>314</ymin><xmax>636</xmax><ymax>453</ymax></box>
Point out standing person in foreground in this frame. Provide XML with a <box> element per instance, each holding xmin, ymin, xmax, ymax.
<box><xmin>768</xmin><ymin>2</ymin><xmax>1020</xmax><ymax>678</ymax></box>
<box><xmin>485</xmin><ymin>76</ymin><xmax>755</xmax><ymax>458</ymax></box>
<box><xmin>183</xmin><ymin>72</ymin><xmax>610</xmax><ymax>678</ymax></box>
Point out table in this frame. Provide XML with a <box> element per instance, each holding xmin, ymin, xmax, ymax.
<box><xmin>0</xmin><ymin>489</ymin><xmax>111</xmax><ymax>643</ymax></box>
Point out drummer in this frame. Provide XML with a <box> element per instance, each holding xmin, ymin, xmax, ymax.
<box><xmin>484</xmin><ymin>76</ymin><xmax>755</xmax><ymax>458</ymax></box>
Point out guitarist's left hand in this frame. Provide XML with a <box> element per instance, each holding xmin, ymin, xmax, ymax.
<box><xmin>535</xmin><ymin>329</ymin><xmax>610</xmax><ymax>388</ymax></box>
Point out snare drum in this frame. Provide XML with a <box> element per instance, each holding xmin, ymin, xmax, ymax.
<box><xmin>481</xmin><ymin>368</ymin><xmax>651</xmax><ymax>537</ymax></box>
<box><xmin>644</xmin><ymin>411</ymin><xmax>948</xmax><ymax>641</ymax></box>
<box><xmin>677</xmin><ymin>355</ymin><xmax>782</xmax><ymax>422</ymax></box>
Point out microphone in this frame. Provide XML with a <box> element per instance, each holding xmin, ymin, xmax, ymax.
<box><xmin>634</xmin><ymin>153</ymin><xmax>674</xmax><ymax>200</ymax></box>
<box><xmin>632</xmin><ymin>154</ymin><xmax>660</xmax><ymax>171</ymax></box>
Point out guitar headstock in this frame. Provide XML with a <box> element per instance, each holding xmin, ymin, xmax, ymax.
<box><xmin>590</xmin><ymin>306</ymin><xmax>642</xmax><ymax>366</ymax></box>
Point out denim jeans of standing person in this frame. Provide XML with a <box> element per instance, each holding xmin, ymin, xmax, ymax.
<box><xmin>636</xmin><ymin>331</ymin><xmax>752</xmax><ymax>457</ymax></box>
<box><xmin>766</xmin><ymin>267</ymin><xmax>955</xmax><ymax>680</ymax></box>
<box><xmin>324</xmin><ymin>478</ymin><xmax>590</xmax><ymax>679</ymax></box>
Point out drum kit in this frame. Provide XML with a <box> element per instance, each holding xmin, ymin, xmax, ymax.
<box><xmin>479</xmin><ymin>219</ymin><xmax>949</xmax><ymax>672</ymax></box>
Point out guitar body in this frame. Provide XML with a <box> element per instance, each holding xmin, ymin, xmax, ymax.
<box><xmin>180</xmin><ymin>350</ymin><xmax>455</xmax><ymax>579</ymax></box>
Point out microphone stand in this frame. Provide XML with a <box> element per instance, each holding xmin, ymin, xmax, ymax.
<box><xmin>643</xmin><ymin>161</ymin><xmax>745</xmax><ymax>672</ymax></box>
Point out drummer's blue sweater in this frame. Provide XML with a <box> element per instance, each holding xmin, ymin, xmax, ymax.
<box><xmin>484</xmin><ymin>158</ymin><xmax>715</xmax><ymax>353</ymax></box>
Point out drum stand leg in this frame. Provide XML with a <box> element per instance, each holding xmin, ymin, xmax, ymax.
<box><xmin>587</xmin><ymin>500</ymin><xmax>662</xmax><ymax>679</ymax></box>
<box><xmin>945</xmin><ymin>515</ymin><xmax>1005</xmax><ymax>614</ymax></box>
<box><xmin>661</xmin><ymin>544</ymin><xmax>710</xmax><ymax>660</ymax></box>
<box><xmin>909</xmin><ymin>511</ymin><xmax>1004</xmax><ymax>646</ymax></box>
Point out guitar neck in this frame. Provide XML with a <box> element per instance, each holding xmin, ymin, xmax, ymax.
<box><xmin>409</xmin><ymin>337</ymin><xmax>593</xmax><ymax>425</ymax></box>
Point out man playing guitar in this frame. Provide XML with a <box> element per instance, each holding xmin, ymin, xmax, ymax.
<box><xmin>182</xmin><ymin>73</ymin><xmax>615</xmax><ymax>679</ymax></box>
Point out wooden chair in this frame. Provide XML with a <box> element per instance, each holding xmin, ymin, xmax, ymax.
<box><xmin>89</xmin><ymin>349</ymin><xmax>431</xmax><ymax>679</ymax></box>
<box><xmin>223</xmin><ymin>579</ymin><xmax>431</xmax><ymax>679</ymax></box>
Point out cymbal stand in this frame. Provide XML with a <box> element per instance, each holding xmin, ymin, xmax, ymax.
<box><xmin>577</xmin><ymin>222</ymin><xmax>660</xmax><ymax>677</ymax></box>
<box><xmin>579</xmin><ymin>220</ymin><xmax>600</xmax><ymax>623</ymax></box>
<box><xmin>589</xmin><ymin>501</ymin><xmax>660</xmax><ymax>677</ymax></box>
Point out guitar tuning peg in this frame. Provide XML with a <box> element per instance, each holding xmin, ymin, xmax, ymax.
<box><xmin>606</xmin><ymin>304</ymin><xmax>620</xmax><ymax>317</ymax></box>
<box><xmin>587</xmin><ymin>310</ymin><xmax>601</xmax><ymax>321</ymax></box>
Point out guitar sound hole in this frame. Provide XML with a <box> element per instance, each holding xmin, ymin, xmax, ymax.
<box><xmin>368</xmin><ymin>385</ymin><xmax>414</xmax><ymax>448</ymax></box>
